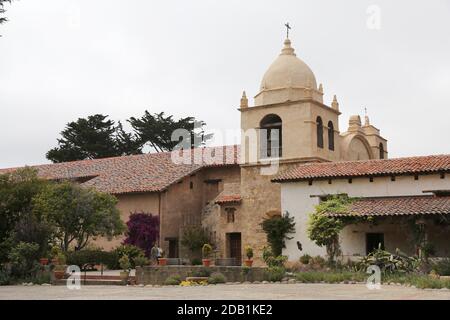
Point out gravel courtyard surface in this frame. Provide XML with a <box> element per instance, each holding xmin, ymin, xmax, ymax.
<box><xmin>0</xmin><ymin>283</ymin><xmax>449</xmax><ymax>300</ymax></box>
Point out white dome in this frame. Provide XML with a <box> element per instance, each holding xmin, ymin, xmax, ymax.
<box><xmin>260</xmin><ymin>39</ymin><xmax>317</xmax><ymax>91</ymax></box>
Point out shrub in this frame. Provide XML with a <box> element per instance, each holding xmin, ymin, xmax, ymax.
<box><xmin>264</xmin><ymin>266</ymin><xmax>285</xmax><ymax>282</ymax></box>
<box><xmin>113</xmin><ymin>245</ymin><xmax>145</xmax><ymax>268</ymax></box>
<box><xmin>133</xmin><ymin>255</ymin><xmax>149</xmax><ymax>267</ymax></box>
<box><xmin>0</xmin><ymin>265</ymin><xmax>12</xmax><ymax>285</ymax></box>
<box><xmin>357</xmin><ymin>249</ymin><xmax>420</xmax><ymax>273</ymax></box>
<box><xmin>262</xmin><ymin>247</ymin><xmax>287</xmax><ymax>267</ymax></box>
<box><xmin>123</xmin><ymin>212</ymin><xmax>160</xmax><ymax>257</ymax></box>
<box><xmin>66</xmin><ymin>250</ymin><xmax>117</xmax><ymax>270</ymax></box>
<box><xmin>191</xmin><ymin>267</ymin><xmax>211</xmax><ymax>277</ymax></box>
<box><xmin>202</xmin><ymin>244</ymin><xmax>213</xmax><ymax>259</ymax></box>
<box><xmin>164</xmin><ymin>275</ymin><xmax>182</xmax><ymax>285</ymax></box>
<box><xmin>261</xmin><ymin>212</ymin><xmax>296</xmax><ymax>256</ymax></box>
<box><xmin>245</xmin><ymin>245</ymin><xmax>253</xmax><ymax>260</ymax></box>
<box><xmin>8</xmin><ymin>242</ymin><xmax>40</xmax><ymax>277</ymax></box>
<box><xmin>208</xmin><ymin>272</ymin><xmax>226</xmax><ymax>284</ymax></box>
<box><xmin>119</xmin><ymin>255</ymin><xmax>131</xmax><ymax>272</ymax></box>
<box><xmin>181</xmin><ymin>226</ymin><xmax>209</xmax><ymax>253</ymax></box>
<box><xmin>299</xmin><ymin>254</ymin><xmax>312</xmax><ymax>265</ymax></box>
<box><xmin>432</xmin><ymin>258</ymin><xmax>450</xmax><ymax>276</ymax></box>
<box><xmin>191</xmin><ymin>258</ymin><xmax>202</xmax><ymax>266</ymax></box>
<box><xmin>310</xmin><ymin>256</ymin><xmax>326</xmax><ymax>268</ymax></box>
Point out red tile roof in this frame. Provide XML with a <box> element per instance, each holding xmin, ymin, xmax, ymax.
<box><xmin>215</xmin><ymin>182</ymin><xmax>241</xmax><ymax>205</ymax></box>
<box><xmin>0</xmin><ymin>145</ymin><xmax>240</xmax><ymax>195</ymax></box>
<box><xmin>325</xmin><ymin>195</ymin><xmax>450</xmax><ymax>217</ymax></box>
<box><xmin>272</xmin><ymin>154</ymin><xmax>450</xmax><ymax>182</ymax></box>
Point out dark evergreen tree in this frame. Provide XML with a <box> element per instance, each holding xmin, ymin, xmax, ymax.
<box><xmin>46</xmin><ymin>114</ymin><xmax>141</xmax><ymax>163</ymax></box>
<box><xmin>128</xmin><ymin>110</ymin><xmax>213</xmax><ymax>152</ymax></box>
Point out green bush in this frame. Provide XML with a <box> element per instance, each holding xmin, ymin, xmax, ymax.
<box><xmin>66</xmin><ymin>250</ymin><xmax>118</xmax><ymax>270</ymax></box>
<box><xmin>164</xmin><ymin>275</ymin><xmax>182</xmax><ymax>285</ymax></box>
<box><xmin>8</xmin><ymin>242</ymin><xmax>40</xmax><ymax>277</ymax></box>
<box><xmin>191</xmin><ymin>258</ymin><xmax>202</xmax><ymax>266</ymax></box>
<box><xmin>134</xmin><ymin>255</ymin><xmax>149</xmax><ymax>267</ymax></box>
<box><xmin>264</xmin><ymin>267</ymin><xmax>285</xmax><ymax>282</ymax></box>
<box><xmin>262</xmin><ymin>247</ymin><xmax>287</xmax><ymax>267</ymax></box>
<box><xmin>299</xmin><ymin>254</ymin><xmax>312</xmax><ymax>265</ymax></box>
<box><xmin>113</xmin><ymin>245</ymin><xmax>145</xmax><ymax>268</ymax></box>
<box><xmin>191</xmin><ymin>267</ymin><xmax>211</xmax><ymax>277</ymax></box>
<box><xmin>0</xmin><ymin>265</ymin><xmax>12</xmax><ymax>285</ymax></box>
<box><xmin>357</xmin><ymin>249</ymin><xmax>419</xmax><ymax>273</ymax></box>
<box><xmin>432</xmin><ymin>258</ymin><xmax>450</xmax><ymax>276</ymax></box>
<box><xmin>208</xmin><ymin>272</ymin><xmax>226</xmax><ymax>284</ymax></box>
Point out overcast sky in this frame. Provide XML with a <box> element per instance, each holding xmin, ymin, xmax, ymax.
<box><xmin>0</xmin><ymin>0</ymin><xmax>449</xmax><ymax>168</ymax></box>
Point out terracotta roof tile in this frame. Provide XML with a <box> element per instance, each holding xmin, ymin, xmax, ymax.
<box><xmin>272</xmin><ymin>154</ymin><xmax>450</xmax><ymax>182</ymax></box>
<box><xmin>325</xmin><ymin>195</ymin><xmax>450</xmax><ymax>217</ymax></box>
<box><xmin>215</xmin><ymin>182</ymin><xmax>241</xmax><ymax>204</ymax></box>
<box><xmin>0</xmin><ymin>145</ymin><xmax>240</xmax><ymax>194</ymax></box>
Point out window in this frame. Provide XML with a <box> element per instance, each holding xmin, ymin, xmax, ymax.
<box><xmin>190</xmin><ymin>181</ymin><xmax>194</xmax><ymax>189</ymax></box>
<box><xmin>327</xmin><ymin>121</ymin><xmax>334</xmax><ymax>151</ymax></box>
<box><xmin>316</xmin><ymin>116</ymin><xmax>323</xmax><ymax>148</ymax></box>
<box><xmin>379</xmin><ymin>143</ymin><xmax>384</xmax><ymax>159</ymax></box>
<box><xmin>226</xmin><ymin>208</ymin><xmax>236</xmax><ymax>223</ymax></box>
<box><xmin>260</xmin><ymin>114</ymin><xmax>282</xmax><ymax>158</ymax></box>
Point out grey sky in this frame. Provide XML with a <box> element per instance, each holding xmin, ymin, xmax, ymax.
<box><xmin>0</xmin><ymin>0</ymin><xmax>449</xmax><ymax>168</ymax></box>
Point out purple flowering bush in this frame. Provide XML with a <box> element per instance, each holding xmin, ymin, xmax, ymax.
<box><xmin>123</xmin><ymin>212</ymin><xmax>160</xmax><ymax>257</ymax></box>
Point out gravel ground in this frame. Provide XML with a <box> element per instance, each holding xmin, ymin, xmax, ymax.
<box><xmin>0</xmin><ymin>283</ymin><xmax>449</xmax><ymax>300</ymax></box>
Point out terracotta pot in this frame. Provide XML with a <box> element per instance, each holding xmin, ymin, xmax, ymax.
<box><xmin>158</xmin><ymin>258</ymin><xmax>167</xmax><ymax>266</ymax></box>
<box><xmin>39</xmin><ymin>258</ymin><xmax>49</xmax><ymax>266</ymax></box>
<box><xmin>244</xmin><ymin>259</ymin><xmax>253</xmax><ymax>267</ymax></box>
<box><xmin>53</xmin><ymin>270</ymin><xmax>65</xmax><ymax>280</ymax></box>
<box><xmin>202</xmin><ymin>259</ymin><xmax>211</xmax><ymax>267</ymax></box>
<box><xmin>51</xmin><ymin>258</ymin><xmax>59</xmax><ymax>265</ymax></box>
<box><xmin>119</xmin><ymin>271</ymin><xmax>129</xmax><ymax>282</ymax></box>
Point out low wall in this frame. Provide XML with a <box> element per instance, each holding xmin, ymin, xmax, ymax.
<box><xmin>135</xmin><ymin>266</ymin><xmax>266</xmax><ymax>285</ymax></box>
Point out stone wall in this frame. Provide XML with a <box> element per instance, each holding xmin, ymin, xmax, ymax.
<box><xmin>135</xmin><ymin>266</ymin><xmax>266</xmax><ymax>285</ymax></box>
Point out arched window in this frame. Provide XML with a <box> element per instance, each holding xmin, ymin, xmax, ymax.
<box><xmin>260</xmin><ymin>114</ymin><xmax>282</xmax><ymax>158</ymax></box>
<box><xmin>316</xmin><ymin>116</ymin><xmax>323</xmax><ymax>148</ymax></box>
<box><xmin>379</xmin><ymin>143</ymin><xmax>384</xmax><ymax>159</ymax></box>
<box><xmin>328</xmin><ymin>121</ymin><xmax>334</xmax><ymax>151</ymax></box>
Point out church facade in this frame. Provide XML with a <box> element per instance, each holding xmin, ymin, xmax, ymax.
<box><xmin>2</xmin><ymin>37</ymin><xmax>447</xmax><ymax>265</ymax></box>
<box><xmin>202</xmin><ymin>37</ymin><xmax>388</xmax><ymax>265</ymax></box>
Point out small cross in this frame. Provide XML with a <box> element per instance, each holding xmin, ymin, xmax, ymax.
<box><xmin>285</xmin><ymin>22</ymin><xmax>291</xmax><ymax>39</ymax></box>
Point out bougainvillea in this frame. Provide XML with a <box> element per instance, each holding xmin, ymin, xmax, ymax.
<box><xmin>123</xmin><ymin>212</ymin><xmax>160</xmax><ymax>257</ymax></box>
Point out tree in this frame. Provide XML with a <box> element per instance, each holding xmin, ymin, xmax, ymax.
<box><xmin>0</xmin><ymin>1</ymin><xmax>11</xmax><ymax>27</ymax></box>
<box><xmin>46</xmin><ymin>114</ymin><xmax>141</xmax><ymax>163</ymax></box>
<box><xmin>128</xmin><ymin>110</ymin><xmax>213</xmax><ymax>152</ymax></box>
<box><xmin>307</xmin><ymin>195</ymin><xmax>356</xmax><ymax>263</ymax></box>
<box><xmin>0</xmin><ymin>168</ymin><xmax>47</xmax><ymax>262</ymax></box>
<box><xmin>123</xmin><ymin>212</ymin><xmax>160</xmax><ymax>257</ymax></box>
<box><xmin>261</xmin><ymin>212</ymin><xmax>296</xmax><ymax>256</ymax></box>
<box><xmin>180</xmin><ymin>226</ymin><xmax>209</xmax><ymax>253</ymax></box>
<box><xmin>32</xmin><ymin>181</ymin><xmax>126</xmax><ymax>251</ymax></box>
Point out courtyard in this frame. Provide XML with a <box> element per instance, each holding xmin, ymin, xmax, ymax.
<box><xmin>0</xmin><ymin>283</ymin><xmax>449</xmax><ymax>300</ymax></box>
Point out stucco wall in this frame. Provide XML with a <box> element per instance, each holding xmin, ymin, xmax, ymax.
<box><xmin>94</xmin><ymin>192</ymin><xmax>161</xmax><ymax>251</ymax></box>
<box><xmin>281</xmin><ymin>173</ymin><xmax>450</xmax><ymax>261</ymax></box>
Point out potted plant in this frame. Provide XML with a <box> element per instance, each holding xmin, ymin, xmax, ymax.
<box><xmin>202</xmin><ymin>244</ymin><xmax>213</xmax><ymax>267</ymax></box>
<box><xmin>39</xmin><ymin>257</ymin><xmax>49</xmax><ymax>266</ymax></box>
<box><xmin>119</xmin><ymin>255</ymin><xmax>131</xmax><ymax>283</ymax></box>
<box><xmin>158</xmin><ymin>249</ymin><xmax>168</xmax><ymax>266</ymax></box>
<box><xmin>50</xmin><ymin>246</ymin><xmax>62</xmax><ymax>265</ymax></box>
<box><xmin>244</xmin><ymin>245</ymin><xmax>253</xmax><ymax>267</ymax></box>
<box><xmin>53</xmin><ymin>252</ymin><xmax>67</xmax><ymax>280</ymax></box>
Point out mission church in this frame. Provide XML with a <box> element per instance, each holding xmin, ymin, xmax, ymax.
<box><xmin>2</xmin><ymin>35</ymin><xmax>449</xmax><ymax>264</ymax></box>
